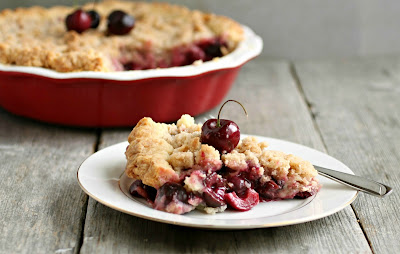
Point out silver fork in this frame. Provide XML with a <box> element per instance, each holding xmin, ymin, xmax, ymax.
<box><xmin>315</xmin><ymin>165</ymin><xmax>393</xmax><ymax>197</ymax></box>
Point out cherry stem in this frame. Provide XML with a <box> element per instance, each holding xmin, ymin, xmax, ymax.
<box><xmin>217</xmin><ymin>100</ymin><xmax>248</xmax><ymax>127</ymax></box>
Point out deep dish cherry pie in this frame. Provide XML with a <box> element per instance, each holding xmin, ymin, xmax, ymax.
<box><xmin>125</xmin><ymin>115</ymin><xmax>321</xmax><ymax>214</ymax></box>
<box><xmin>0</xmin><ymin>1</ymin><xmax>243</xmax><ymax>72</ymax></box>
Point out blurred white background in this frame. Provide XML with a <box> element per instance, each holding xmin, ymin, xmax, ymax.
<box><xmin>2</xmin><ymin>0</ymin><xmax>400</xmax><ymax>60</ymax></box>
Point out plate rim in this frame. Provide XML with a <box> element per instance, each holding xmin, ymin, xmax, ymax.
<box><xmin>77</xmin><ymin>136</ymin><xmax>358</xmax><ymax>229</ymax></box>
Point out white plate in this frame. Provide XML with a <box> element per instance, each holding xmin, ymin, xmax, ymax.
<box><xmin>77</xmin><ymin>135</ymin><xmax>358</xmax><ymax>229</ymax></box>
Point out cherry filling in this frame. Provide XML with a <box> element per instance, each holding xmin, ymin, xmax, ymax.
<box><xmin>154</xmin><ymin>182</ymin><xmax>188</xmax><ymax>205</ymax></box>
<box><xmin>222</xmin><ymin>169</ymin><xmax>260</xmax><ymax>210</ymax></box>
<box><xmin>256</xmin><ymin>178</ymin><xmax>285</xmax><ymax>201</ymax></box>
<box><xmin>203</xmin><ymin>172</ymin><xmax>227</xmax><ymax>207</ymax></box>
<box><xmin>224</xmin><ymin>167</ymin><xmax>261</xmax><ymax>192</ymax></box>
<box><xmin>295</xmin><ymin>191</ymin><xmax>313</xmax><ymax>199</ymax></box>
<box><xmin>172</xmin><ymin>37</ymin><xmax>227</xmax><ymax>67</ymax></box>
<box><xmin>225</xmin><ymin>189</ymin><xmax>259</xmax><ymax>211</ymax></box>
<box><xmin>200</xmin><ymin>169</ymin><xmax>261</xmax><ymax>211</ymax></box>
<box><xmin>152</xmin><ymin>182</ymin><xmax>195</xmax><ymax>214</ymax></box>
<box><xmin>129</xmin><ymin>165</ymin><xmax>315</xmax><ymax>214</ymax></box>
<box><xmin>227</xmin><ymin>175</ymin><xmax>249</xmax><ymax>196</ymax></box>
<box><xmin>122</xmin><ymin>37</ymin><xmax>227</xmax><ymax>71</ymax></box>
<box><xmin>129</xmin><ymin>180</ymin><xmax>157</xmax><ymax>203</ymax></box>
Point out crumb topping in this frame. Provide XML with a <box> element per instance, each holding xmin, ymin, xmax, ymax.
<box><xmin>0</xmin><ymin>0</ymin><xmax>244</xmax><ymax>72</ymax></box>
<box><xmin>125</xmin><ymin>114</ymin><xmax>216</xmax><ymax>188</ymax></box>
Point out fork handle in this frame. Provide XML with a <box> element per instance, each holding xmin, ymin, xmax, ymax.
<box><xmin>314</xmin><ymin>165</ymin><xmax>393</xmax><ymax>197</ymax></box>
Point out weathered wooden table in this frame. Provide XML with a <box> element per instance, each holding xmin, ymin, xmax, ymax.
<box><xmin>0</xmin><ymin>56</ymin><xmax>398</xmax><ymax>253</ymax></box>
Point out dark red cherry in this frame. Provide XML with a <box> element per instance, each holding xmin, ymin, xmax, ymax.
<box><xmin>154</xmin><ymin>182</ymin><xmax>188</xmax><ymax>206</ymax></box>
<box><xmin>66</xmin><ymin>9</ymin><xmax>92</xmax><ymax>33</ymax></box>
<box><xmin>197</xmin><ymin>38</ymin><xmax>227</xmax><ymax>61</ymax></box>
<box><xmin>256</xmin><ymin>179</ymin><xmax>283</xmax><ymax>200</ymax></box>
<box><xmin>202</xmin><ymin>119</ymin><xmax>240</xmax><ymax>154</ymax></box>
<box><xmin>202</xmin><ymin>173</ymin><xmax>227</xmax><ymax>207</ymax></box>
<box><xmin>295</xmin><ymin>191</ymin><xmax>312</xmax><ymax>199</ymax></box>
<box><xmin>227</xmin><ymin>174</ymin><xmax>250</xmax><ymax>197</ymax></box>
<box><xmin>203</xmin><ymin>187</ymin><xmax>226</xmax><ymax>207</ymax></box>
<box><xmin>187</xmin><ymin>45</ymin><xmax>206</xmax><ymax>63</ymax></box>
<box><xmin>87</xmin><ymin>10</ymin><xmax>100</xmax><ymax>29</ymax></box>
<box><xmin>107</xmin><ymin>10</ymin><xmax>135</xmax><ymax>35</ymax></box>
<box><xmin>129</xmin><ymin>180</ymin><xmax>157</xmax><ymax>202</ymax></box>
<box><xmin>204</xmin><ymin>172</ymin><xmax>226</xmax><ymax>188</ymax></box>
<box><xmin>201</xmin><ymin>100</ymin><xmax>248</xmax><ymax>154</ymax></box>
<box><xmin>224</xmin><ymin>188</ymin><xmax>259</xmax><ymax>211</ymax></box>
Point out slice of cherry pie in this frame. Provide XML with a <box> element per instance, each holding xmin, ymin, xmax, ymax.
<box><xmin>0</xmin><ymin>1</ymin><xmax>243</xmax><ymax>72</ymax></box>
<box><xmin>125</xmin><ymin>115</ymin><xmax>321</xmax><ymax>214</ymax></box>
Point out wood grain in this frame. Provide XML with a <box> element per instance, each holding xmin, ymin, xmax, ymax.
<box><xmin>0</xmin><ymin>109</ymin><xmax>96</xmax><ymax>253</ymax></box>
<box><xmin>294</xmin><ymin>56</ymin><xmax>400</xmax><ymax>253</ymax></box>
<box><xmin>79</xmin><ymin>57</ymin><xmax>371</xmax><ymax>253</ymax></box>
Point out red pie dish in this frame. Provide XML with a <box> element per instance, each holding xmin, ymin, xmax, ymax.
<box><xmin>0</xmin><ymin>1</ymin><xmax>262</xmax><ymax>127</ymax></box>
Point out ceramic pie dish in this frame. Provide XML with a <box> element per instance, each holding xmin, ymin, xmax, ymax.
<box><xmin>0</xmin><ymin>25</ymin><xmax>261</xmax><ymax>127</ymax></box>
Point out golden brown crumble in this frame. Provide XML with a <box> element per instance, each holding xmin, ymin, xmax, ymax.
<box><xmin>125</xmin><ymin>115</ymin><xmax>217</xmax><ymax>188</ymax></box>
<box><xmin>0</xmin><ymin>1</ymin><xmax>244</xmax><ymax>72</ymax></box>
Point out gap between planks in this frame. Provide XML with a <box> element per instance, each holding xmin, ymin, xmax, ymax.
<box><xmin>75</xmin><ymin>128</ymin><xmax>103</xmax><ymax>254</ymax></box>
<box><xmin>289</xmin><ymin>62</ymin><xmax>375</xmax><ymax>254</ymax></box>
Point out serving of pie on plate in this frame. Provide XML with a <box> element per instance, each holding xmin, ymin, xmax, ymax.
<box><xmin>0</xmin><ymin>0</ymin><xmax>244</xmax><ymax>72</ymax></box>
<box><xmin>125</xmin><ymin>114</ymin><xmax>321</xmax><ymax>214</ymax></box>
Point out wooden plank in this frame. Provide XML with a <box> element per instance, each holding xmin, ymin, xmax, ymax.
<box><xmin>0</xmin><ymin>109</ymin><xmax>96</xmax><ymax>253</ymax></box>
<box><xmin>80</xmin><ymin>57</ymin><xmax>371</xmax><ymax>253</ymax></box>
<box><xmin>294</xmin><ymin>56</ymin><xmax>400</xmax><ymax>253</ymax></box>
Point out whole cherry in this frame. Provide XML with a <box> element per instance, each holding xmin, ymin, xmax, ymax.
<box><xmin>201</xmin><ymin>100</ymin><xmax>248</xmax><ymax>154</ymax></box>
<box><xmin>65</xmin><ymin>9</ymin><xmax>92</xmax><ymax>33</ymax></box>
<box><xmin>87</xmin><ymin>10</ymin><xmax>101</xmax><ymax>29</ymax></box>
<box><xmin>107</xmin><ymin>10</ymin><xmax>135</xmax><ymax>35</ymax></box>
